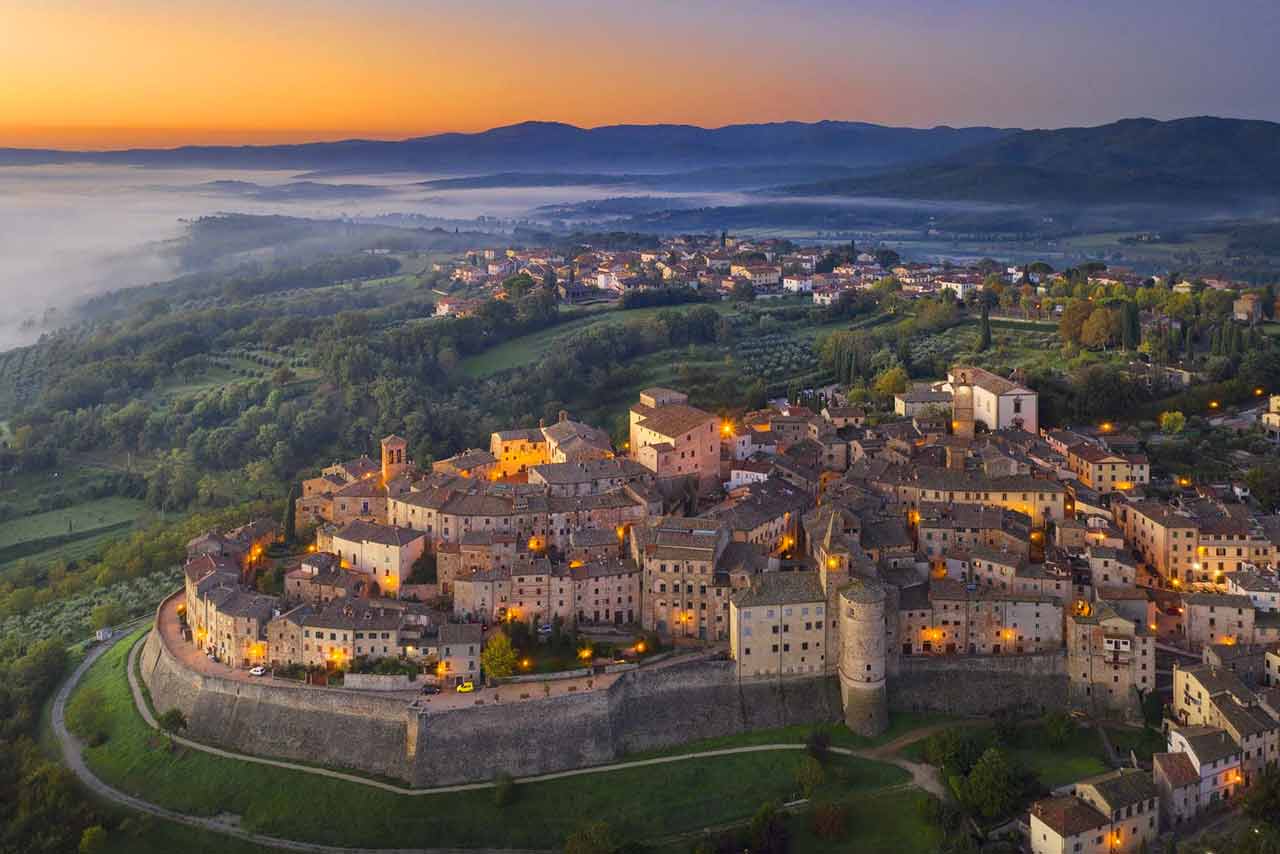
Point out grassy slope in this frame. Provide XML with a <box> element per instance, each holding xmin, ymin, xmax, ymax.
<box><xmin>0</xmin><ymin>497</ymin><xmax>146</xmax><ymax>548</ymax></box>
<box><xmin>1104</xmin><ymin>725</ymin><xmax>1165</xmax><ymax>763</ymax></box>
<box><xmin>75</xmin><ymin>634</ymin><xmax>910</xmax><ymax>850</ymax></box>
<box><xmin>790</xmin><ymin>788</ymin><xmax>943</xmax><ymax>854</ymax></box>
<box><xmin>1009</xmin><ymin>723</ymin><xmax>1109</xmax><ymax>789</ymax></box>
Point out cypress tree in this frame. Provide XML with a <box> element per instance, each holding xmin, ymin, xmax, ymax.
<box><xmin>978</xmin><ymin>300</ymin><xmax>992</xmax><ymax>351</ymax></box>
<box><xmin>282</xmin><ymin>484</ymin><xmax>297</xmax><ymax>542</ymax></box>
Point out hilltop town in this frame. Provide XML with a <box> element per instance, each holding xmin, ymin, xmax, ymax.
<box><xmin>172</xmin><ymin>326</ymin><xmax>1280</xmax><ymax>852</ymax></box>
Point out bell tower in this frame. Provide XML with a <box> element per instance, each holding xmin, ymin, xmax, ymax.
<box><xmin>381</xmin><ymin>434</ymin><xmax>408</xmax><ymax>483</ymax></box>
<box><xmin>951</xmin><ymin>368</ymin><xmax>976</xmax><ymax>439</ymax></box>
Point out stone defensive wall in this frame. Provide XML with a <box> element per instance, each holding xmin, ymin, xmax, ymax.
<box><xmin>887</xmin><ymin>651</ymin><xmax>1067</xmax><ymax>717</ymax></box>
<box><xmin>139</xmin><ymin>592</ymin><xmax>844</xmax><ymax>787</ymax></box>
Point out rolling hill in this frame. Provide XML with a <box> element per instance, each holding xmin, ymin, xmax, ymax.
<box><xmin>0</xmin><ymin>120</ymin><xmax>1011</xmax><ymax>174</ymax></box>
<box><xmin>777</xmin><ymin>117</ymin><xmax>1280</xmax><ymax>203</ymax></box>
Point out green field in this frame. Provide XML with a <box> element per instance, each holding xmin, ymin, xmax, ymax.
<box><xmin>0</xmin><ymin>497</ymin><xmax>145</xmax><ymax>549</ymax></box>
<box><xmin>0</xmin><ymin>496</ymin><xmax>149</xmax><ymax>572</ymax></box>
<box><xmin>789</xmin><ymin>788</ymin><xmax>943</xmax><ymax>854</ymax></box>
<box><xmin>73</xmin><ymin>633</ymin><xmax>912</xmax><ymax>850</ymax></box>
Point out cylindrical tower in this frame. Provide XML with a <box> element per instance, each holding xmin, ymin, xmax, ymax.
<box><xmin>838</xmin><ymin>577</ymin><xmax>888</xmax><ymax>737</ymax></box>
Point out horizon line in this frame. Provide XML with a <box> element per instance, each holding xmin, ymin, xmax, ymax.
<box><xmin>0</xmin><ymin>114</ymin><xmax>1254</xmax><ymax>155</ymax></box>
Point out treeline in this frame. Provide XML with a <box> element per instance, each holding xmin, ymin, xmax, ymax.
<box><xmin>818</xmin><ymin>296</ymin><xmax>960</xmax><ymax>386</ymax></box>
<box><xmin>220</xmin><ymin>254</ymin><xmax>399</xmax><ymax>299</ymax></box>
<box><xmin>620</xmin><ymin>287</ymin><xmax>709</xmax><ymax>309</ymax></box>
<box><xmin>0</xmin><ymin>637</ymin><xmax>98</xmax><ymax>854</ymax></box>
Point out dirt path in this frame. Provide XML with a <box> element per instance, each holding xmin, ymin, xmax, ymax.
<box><xmin>56</xmin><ymin>630</ymin><xmax>947</xmax><ymax>852</ymax></box>
<box><xmin>56</xmin><ymin>632</ymin><xmax>550</xmax><ymax>853</ymax></box>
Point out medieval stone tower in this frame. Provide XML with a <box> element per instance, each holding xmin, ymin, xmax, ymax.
<box><xmin>838</xmin><ymin>576</ymin><xmax>889</xmax><ymax>737</ymax></box>
<box><xmin>951</xmin><ymin>369</ymin><xmax>976</xmax><ymax>439</ymax></box>
<box><xmin>381</xmin><ymin>434</ymin><xmax>408</xmax><ymax>483</ymax></box>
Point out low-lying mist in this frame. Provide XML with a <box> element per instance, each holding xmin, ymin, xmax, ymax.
<box><xmin>0</xmin><ymin>164</ymin><xmax>746</xmax><ymax>352</ymax></box>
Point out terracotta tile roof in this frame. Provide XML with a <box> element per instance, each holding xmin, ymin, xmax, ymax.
<box><xmin>1030</xmin><ymin>796</ymin><xmax>1108</xmax><ymax>837</ymax></box>
<box><xmin>1153</xmin><ymin>752</ymin><xmax>1199</xmax><ymax>788</ymax></box>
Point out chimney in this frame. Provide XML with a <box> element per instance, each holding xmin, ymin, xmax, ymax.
<box><xmin>559</xmin><ymin>410</ymin><xmax>568</xmax><ymax>423</ymax></box>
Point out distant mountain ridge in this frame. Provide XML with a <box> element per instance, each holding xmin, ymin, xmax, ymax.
<box><xmin>777</xmin><ymin>116</ymin><xmax>1280</xmax><ymax>203</ymax></box>
<box><xmin>0</xmin><ymin>120</ymin><xmax>1012</xmax><ymax>173</ymax></box>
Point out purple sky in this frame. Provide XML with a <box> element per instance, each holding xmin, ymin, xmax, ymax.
<box><xmin>2</xmin><ymin>0</ymin><xmax>1278</xmax><ymax>148</ymax></box>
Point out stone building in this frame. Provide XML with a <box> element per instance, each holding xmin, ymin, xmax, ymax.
<box><xmin>946</xmin><ymin>365</ymin><xmax>1038</xmax><ymax>435</ymax></box>
<box><xmin>330</xmin><ymin>520</ymin><xmax>426</xmax><ymax>598</ymax></box>
<box><xmin>916</xmin><ymin>502</ymin><xmax>1032</xmax><ymax>563</ymax></box>
<box><xmin>283</xmin><ymin>552</ymin><xmax>368</xmax><ymax>605</ymax></box>
<box><xmin>728</xmin><ymin>572</ymin><xmax>828</xmax><ymax>678</ymax></box>
<box><xmin>1029</xmin><ymin>769</ymin><xmax>1159</xmax><ymax>854</ymax></box>
<box><xmin>1065</xmin><ymin>443</ymin><xmax>1149</xmax><ymax>492</ymax></box>
<box><xmin>631</xmin><ymin>516</ymin><xmax>765</xmax><ymax>641</ymax></box>
<box><xmin>1114</xmin><ymin>497</ymin><xmax>1275</xmax><ymax>585</ymax></box>
<box><xmin>1180</xmin><ymin>592</ymin><xmax>1255</xmax><ymax>648</ymax></box>
<box><xmin>898</xmin><ymin>578</ymin><xmax>1063</xmax><ymax>656</ymax></box>
<box><xmin>628</xmin><ymin>388</ymin><xmax>719</xmax><ymax>490</ymax></box>
<box><xmin>1067</xmin><ymin>602</ymin><xmax>1155</xmax><ymax>718</ymax></box>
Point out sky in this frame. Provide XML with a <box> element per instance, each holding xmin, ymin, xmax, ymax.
<box><xmin>2</xmin><ymin>0</ymin><xmax>1279</xmax><ymax>149</ymax></box>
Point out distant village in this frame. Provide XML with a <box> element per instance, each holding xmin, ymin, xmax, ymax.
<box><xmin>424</xmin><ymin>233</ymin><xmax>1269</xmax><ymax>328</ymax></box>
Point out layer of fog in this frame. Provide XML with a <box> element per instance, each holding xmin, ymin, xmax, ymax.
<box><xmin>0</xmin><ymin>164</ymin><xmax>747</xmax><ymax>352</ymax></box>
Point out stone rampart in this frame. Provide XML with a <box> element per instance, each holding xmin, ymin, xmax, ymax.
<box><xmin>141</xmin><ymin>592</ymin><xmax>842</xmax><ymax>787</ymax></box>
<box><xmin>140</xmin><ymin>627</ymin><xmax>416</xmax><ymax>781</ymax></box>
<box><xmin>888</xmin><ymin>652</ymin><xmax>1067</xmax><ymax>716</ymax></box>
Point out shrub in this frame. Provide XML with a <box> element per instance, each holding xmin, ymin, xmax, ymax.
<box><xmin>810</xmin><ymin>802</ymin><xmax>848</xmax><ymax>840</ymax></box>
<box><xmin>79</xmin><ymin>826</ymin><xmax>107</xmax><ymax>854</ymax></box>
<box><xmin>805</xmin><ymin>728</ymin><xmax>831</xmax><ymax>763</ymax></box>
<box><xmin>794</xmin><ymin>756</ymin><xmax>825</xmax><ymax>798</ymax></box>
<box><xmin>66</xmin><ymin>686</ymin><xmax>110</xmax><ymax>746</ymax></box>
<box><xmin>1043</xmin><ymin>710</ymin><xmax>1073</xmax><ymax>747</ymax></box>
<box><xmin>748</xmin><ymin>801</ymin><xmax>789</xmax><ymax>854</ymax></box>
<box><xmin>564</xmin><ymin>820</ymin><xmax>617</xmax><ymax>854</ymax></box>
<box><xmin>158</xmin><ymin>708</ymin><xmax>187</xmax><ymax>734</ymax></box>
<box><xmin>493</xmin><ymin>771</ymin><xmax>515</xmax><ymax>807</ymax></box>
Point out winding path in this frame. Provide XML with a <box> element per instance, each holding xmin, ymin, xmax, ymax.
<box><xmin>54</xmin><ymin>630</ymin><xmax>950</xmax><ymax>852</ymax></box>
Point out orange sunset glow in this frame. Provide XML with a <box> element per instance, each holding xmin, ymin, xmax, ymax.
<box><xmin>0</xmin><ymin>1</ymin><xmax>881</xmax><ymax>149</ymax></box>
<box><xmin>7</xmin><ymin>1</ymin><xmax>1277</xmax><ymax>150</ymax></box>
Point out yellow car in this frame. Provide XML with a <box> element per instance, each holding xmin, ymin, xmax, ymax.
<box><xmin>455</xmin><ymin>680</ymin><xmax>475</xmax><ymax>693</ymax></box>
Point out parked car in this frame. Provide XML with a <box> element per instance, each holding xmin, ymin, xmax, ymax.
<box><xmin>537</xmin><ymin>623</ymin><xmax>553</xmax><ymax>635</ymax></box>
<box><xmin>248</xmin><ymin>666</ymin><xmax>266</xmax><ymax>677</ymax></box>
<box><xmin>420</xmin><ymin>684</ymin><xmax>440</xmax><ymax>695</ymax></box>
<box><xmin>456</xmin><ymin>680</ymin><xmax>475</xmax><ymax>693</ymax></box>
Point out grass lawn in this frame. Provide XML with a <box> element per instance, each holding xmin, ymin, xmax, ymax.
<box><xmin>1010</xmin><ymin>723</ymin><xmax>1109</xmax><ymax>789</ymax></box>
<box><xmin>901</xmin><ymin>721</ymin><xmax>1110</xmax><ymax>790</ymax></box>
<box><xmin>75</xmin><ymin>633</ymin><xmax>909</xmax><ymax>850</ymax></box>
<box><xmin>1105</xmin><ymin>725</ymin><xmax>1165</xmax><ymax>763</ymax></box>
<box><xmin>788</xmin><ymin>787</ymin><xmax>943</xmax><ymax>854</ymax></box>
<box><xmin>623</xmin><ymin>713</ymin><xmax>959</xmax><ymax>762</ymax></box>
<box><xmin>96</xmin><ymin>810</ymin><xmax>276</xmax><ymax>854</ymax></box>
<box><xmin>0</xmin><ymin>497</ymin><xmax>145</xmax><ymax>549</ymax></box>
